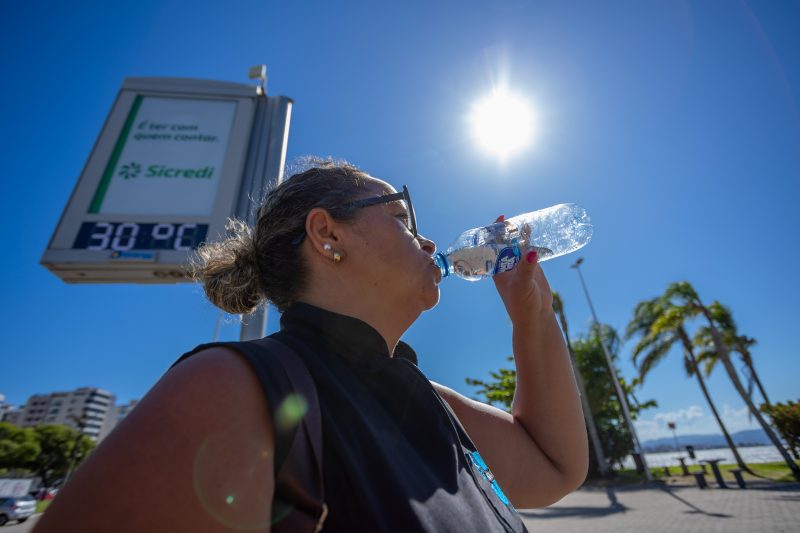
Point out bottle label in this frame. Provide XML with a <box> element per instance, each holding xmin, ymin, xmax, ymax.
<box><xmin>494</xmin><ymin>246</ymin><xmax>519</xmax><ymax>274</ymax></box>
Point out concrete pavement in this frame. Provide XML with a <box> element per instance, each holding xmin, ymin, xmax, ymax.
<box><xmin>520</xmin><ymin>480</ymin><xmax>800</xmax><ymax>533</ymax></box>
<box><xmin>12</xmin><ymin>482</ymin><xmax>799</xmax><ymax>532</ymax></box>
<box><xmin>2</xmin><ymin>512</ymin><xmax>40</xmax><ymax>532</ymax></box>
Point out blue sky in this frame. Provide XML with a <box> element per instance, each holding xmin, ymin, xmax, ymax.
<box><xmin>2</xmin><ymin>0</ymin><xmax>798</xmax><ymax>442</ymax></box>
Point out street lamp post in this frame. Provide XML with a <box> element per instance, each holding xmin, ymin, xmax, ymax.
<box><xmin>571</xmin><ymin>257</ymin><xmax>652</xmax><ymax>480</ymax></box>
<box><xmin>668</xmin><ymin>421</ymin><xmax>681</xmax><ymax>454</ymax></box>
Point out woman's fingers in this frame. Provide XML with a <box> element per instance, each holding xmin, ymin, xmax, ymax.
<box><xmin>518</xmin><ymin>248</ymin><xmax>538</xmax><ymax>280</ymax></box>
<box><xmin>489</xmin><ymin>216</ymin><xmax>552</xmax><ymax>312</ymax></box>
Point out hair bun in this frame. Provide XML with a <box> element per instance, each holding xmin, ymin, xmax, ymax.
<box><xmin>191</xmin><ymin>219</ymin><xmax>264</xmax><ymax>314</ymax></box>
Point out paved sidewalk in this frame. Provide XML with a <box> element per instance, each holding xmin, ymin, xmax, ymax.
<box><xmin>520</xmin><ymin>480</ymin><xmax>800</xmax><ymax>533</ymax></box>
<box><xmin>3</xmin><ymin>512</ymin><xmax>41</xmax><ymax>532</ymax></box>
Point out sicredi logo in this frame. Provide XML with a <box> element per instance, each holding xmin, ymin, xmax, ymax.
<box><xmin>118</xmin><ymin>162</ymin><xmax>142</xmax><ymax>179</ymax></box>
<box><xmin>118</xmin><ymin>162</ymin><xmax>215</xmax><ymax>180</ymax></box>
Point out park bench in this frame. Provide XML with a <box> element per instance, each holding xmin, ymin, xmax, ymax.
<box><xmin>692</xmin><ymin>472</ymin><xmax>708</xmax><ymax>489</ymax></box>
<box><xmin>701</xmin><ymin>459</ymin><xmax>728</xmax><ymax>488</ymax></box>
<box><xmin>674</xmin><ymin>457</ymin><xmax>690</xmax><ymax>476</ymax></box>
<box><xmin>729</xmin><ymin>468</ymin><xmax>747</xmax><ymax>489</ymax></box>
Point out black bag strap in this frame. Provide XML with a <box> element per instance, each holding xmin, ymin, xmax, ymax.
<box><xmin>255</xmin><ymin>337</ymin><xmax>327</xmax><ymax>532</ymax></box>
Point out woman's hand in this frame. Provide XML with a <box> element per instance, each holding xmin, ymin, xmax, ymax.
<box><xmin>491</xmin><ymin>215</ymin><xmax>554</xmax><ymax>331</ymax></box>
<box><xmin>439</xmin><ymin>218</ymin><xmax>588</xmax><ymax>508</ymax></box>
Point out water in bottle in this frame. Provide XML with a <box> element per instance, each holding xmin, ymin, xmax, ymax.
<box><xmin>433</xmin><ymin>203</ymin><xmax>592</xmax><ymax>281</ymax></box>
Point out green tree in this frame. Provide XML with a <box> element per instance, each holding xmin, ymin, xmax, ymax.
<box><xmin>626</xmin><ymin>295</ymin><xmax>752</xmax><ymax>473</ymax></box>
<box><xmin>30</xmin><ymin>424</ymin><xmax>96</xmax><ymax>487</ymax></box>
<box><xmin>665</xmin><ymin>281</ymin><xmax>800</xmax><ymax>481</ymax></box>
<box><xmin>0</xmin><ymin>423</ymin><xmax>40</xmax><ymax>472</ymax></box>
<box><xmin>760</xmin><ymin>401</ymin><xmax>800</xmax><ymax>460</ymax></box>
<box><xmin>693</xmin><ymin>301</ymin><xmax>771</xmax><ymax>406</ymax></box>
<box><xmin>465</xmin><ymin>357</ymin><xmax>516</xmax><ymax>410</ymax></box>
<box><xmin>572</xmin><ymin>324</ymin><xmax>655</xmax><ymax>471</ymax></box>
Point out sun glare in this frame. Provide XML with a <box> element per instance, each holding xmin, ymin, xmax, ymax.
<box><xmin>470</xmin><ymin>89</ymin><xmax>535</xmax><ymax>159</ymax></box>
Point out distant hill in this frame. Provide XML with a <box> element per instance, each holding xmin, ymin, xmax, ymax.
<box><xmin>641</xmin><ymin>429</ymin><xmax>770</xmax><ymax>452</ymax></box>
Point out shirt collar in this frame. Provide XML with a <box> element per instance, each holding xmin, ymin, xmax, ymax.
<box><xmin>280</xmin><ymin>302</ymin><xmax>418</xmax><ymax>365</ymax></box>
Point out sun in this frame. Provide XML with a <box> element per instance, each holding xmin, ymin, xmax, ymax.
<box><xmin>470</xmin><ymin>89</ymin><xmax>535</xmax><ymax>159</ymax></box>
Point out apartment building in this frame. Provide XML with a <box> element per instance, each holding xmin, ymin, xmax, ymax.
<box><xmin>113</xmin><ymin>400</ymin><xmax>139</xmax><ymax>424</ymax></box>
<box><xmin>0</xmin><ymin>394</ymin><xmax>20</xmax><ymax>425</ymax></box>
<box><xmin>0</xmin><ymin>394</ymin><xmax>11</xmax><ymax>419</ymax></box>
<box><xmin>18</xmin><ymin>387</ymin><xmax>116</xmax><ymax>441</ymax></box>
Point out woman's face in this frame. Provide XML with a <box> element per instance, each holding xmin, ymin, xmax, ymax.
<box><xmin>345</xmin><ymin>178</ymin><xmax>440</xmax><ymax>313</ymax></box>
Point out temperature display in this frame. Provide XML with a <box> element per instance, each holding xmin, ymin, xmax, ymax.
<box><xmin>72</xmin><ymin>222</ymin><xmax>209</xmax><ymax>251</ymax></box>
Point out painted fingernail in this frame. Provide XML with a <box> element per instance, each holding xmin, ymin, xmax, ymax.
<box><xmin>526</xmin><ymin>250</ymin><xmax>537</xmax><ymax>264</ymax></box>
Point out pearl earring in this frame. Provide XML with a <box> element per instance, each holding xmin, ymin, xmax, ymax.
<box><xmin>323</xmin><ymin>243</ymin><xmax>332</xmax><ymax>251</ymax></box>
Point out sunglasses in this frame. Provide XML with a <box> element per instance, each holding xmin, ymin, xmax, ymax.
<box><xmin>291</xmin><ymin>185</ymin><xmax>417</xmax><ymax>245</ymax></box>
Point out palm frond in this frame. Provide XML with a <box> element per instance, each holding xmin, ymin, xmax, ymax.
<box><xmin>708</xmin><ymin>300</ymin><xmax>737</xmax><ymax>332</ymax></box>
<box><xmin>631</xmin><ymin>330</ymin><xmax>663</xmax><ymax>364</ymax></box>
<box><xmin>738</xmin><ymin>335</ymin><xmax>757</xmax><ymax>350</ymax></box>
<box><xmin>664</xmin><ymin>281</ymin><xmax>700</xmax><ymax>306</ymax></box>
<box><xmin>625</xmin><ymin>297</ymin><xmax>664</xmax><ymax>340</ymax></box>
<box><xmin>693</xmin><ymin>326</ymin><xmax>713</xmax><ymax>348</ymax></box>
<box><xmin>651</xmin><ymin>305</ymin><xmax>692</xmax><ymax>333</ymax></box>
<box><xmin>734</xmin><ymin>335</ymin><xmax>757</xmax><ymax>365</ymax></box>
<box><xmin>636</xmin><ymin>334</ymin><xmax>676</xmax><ymax>383</ymax></box>
<box><xmin>695</xmin><ymin>348</ymin><xmax>720</xmax><ymax>377</ymax></box>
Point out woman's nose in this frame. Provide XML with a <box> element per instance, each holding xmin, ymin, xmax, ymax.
<box><xmin>417</xmin><ymin>234</ymin><xmax>436</xmax><ymax>255</ymax></box>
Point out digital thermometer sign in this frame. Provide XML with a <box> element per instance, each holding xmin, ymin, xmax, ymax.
<box><xmin>41</xmin><ymin>77</ymin><xmax>292</xmax><ymax>283</ymax></box>
<box><xmin>71</xmin><ymin>222</ymin><xmax>209</xmax><ymax>251</ymax></box>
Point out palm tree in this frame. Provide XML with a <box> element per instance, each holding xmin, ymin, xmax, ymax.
<box><xmin>626</xmin><ymin>296</ymin><xmax>752</xmax><ymax>473</ymax></box>
<box><xmin>693</xmin><ymin>301</ymin><xmax>771</xmax><ymax>407</ymax></box>
<box><xmin>552</xmin><ymin>291</ymin><xmax>608</xmax><ymax>477</ymax></box>
<box><xmin>665</xmin><ymin>282</ymin><xmax>800</xmax><ymax>481</ymax></box>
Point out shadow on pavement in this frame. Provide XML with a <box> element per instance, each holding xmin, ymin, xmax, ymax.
<box><xmin>523</xmin><ymin>483</ymin><xmax>741</xmax><ymax>520</ymax></box>
<box><xmin>520</xmin><ymin>487</ymin><xmax>628</xmax><ymax>520</ymax></box>
<box><xmin>655</xmin><ymin>484</ymin><xmax>731</xmax><ymax>518</ymax></box>
<box><xmin>769</xmin><ymin>494</ymin><xmax>800</xmax><ymax>502</ymax></box>
<box><xmin>758</xmin><ymin>482</ymin><xmax>800</xmax><ymax>502</ymax></box>
<box><xmin>757</xmin><ymin>482</ymin><xmax>800</xmax><ymax>492</ymax></box>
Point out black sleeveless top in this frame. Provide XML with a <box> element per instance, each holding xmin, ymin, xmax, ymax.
<box><xmin>176</xmin><ymin>303</ymin><xmax>528</xmax><ymax>532</ymax></box>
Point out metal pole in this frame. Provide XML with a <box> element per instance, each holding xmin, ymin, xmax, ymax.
<box><xmin>668</xmin><ymin>422</ymin><xmax>680</xmax><ymax>455</ymax></box>
<box><xmin>240</xmin><ymin>306</ymin><xmax>268</xmax><ymax>341</ymax></box>
<box><xmin>237</xmin><ymin>67</ymin><xmax>292</xmax><ymax>341</ymax></box>
<box><xmin>571</xmin><ymin>258</ymin><xmax>652</xmax><ymax>480</ymax></box>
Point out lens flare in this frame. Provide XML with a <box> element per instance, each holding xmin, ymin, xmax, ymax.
<box><xmin>193</xmin><ymin>435</ymin><xmax>272</xmax><ymax>529</ymax></box>
<box><xmin>275</xmin><ymin>393</ymin><xmax>309</xmax><ymax>431</ymax></box>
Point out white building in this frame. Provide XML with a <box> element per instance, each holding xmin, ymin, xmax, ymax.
<box><xmin>0</xmin><ymin>394</ymin><xmax>20</xmax><ymax>425</ymax></box>
<box><xmin>113</xmin><ymin>400</ymin><xmax>139</xmax><ymax>424</ymax></box>
<box><xmin>1</xmin><ymin>408</ymin><xmax>22</xmax><ymax>426</ymax></box>
<box><xmin>0</xmin><ymin>393</ymin><xmax>11</xmax><ymax>419</ymax></box>
<box><xmin>18</xmin><ymin>387</ymin><xmax>116</xmax><ymax>441</ymax></box>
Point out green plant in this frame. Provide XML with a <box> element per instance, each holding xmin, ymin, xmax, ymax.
<box><xmin>761</xmin><ymin>400</ymin><xmax>800</xmax><ymax>460</ymax></box>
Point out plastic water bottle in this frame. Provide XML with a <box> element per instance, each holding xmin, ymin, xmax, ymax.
<box><xmin>433</xmin><ymin>203</ymin><xmax>592</xmax><ymax>281</ymax></box>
